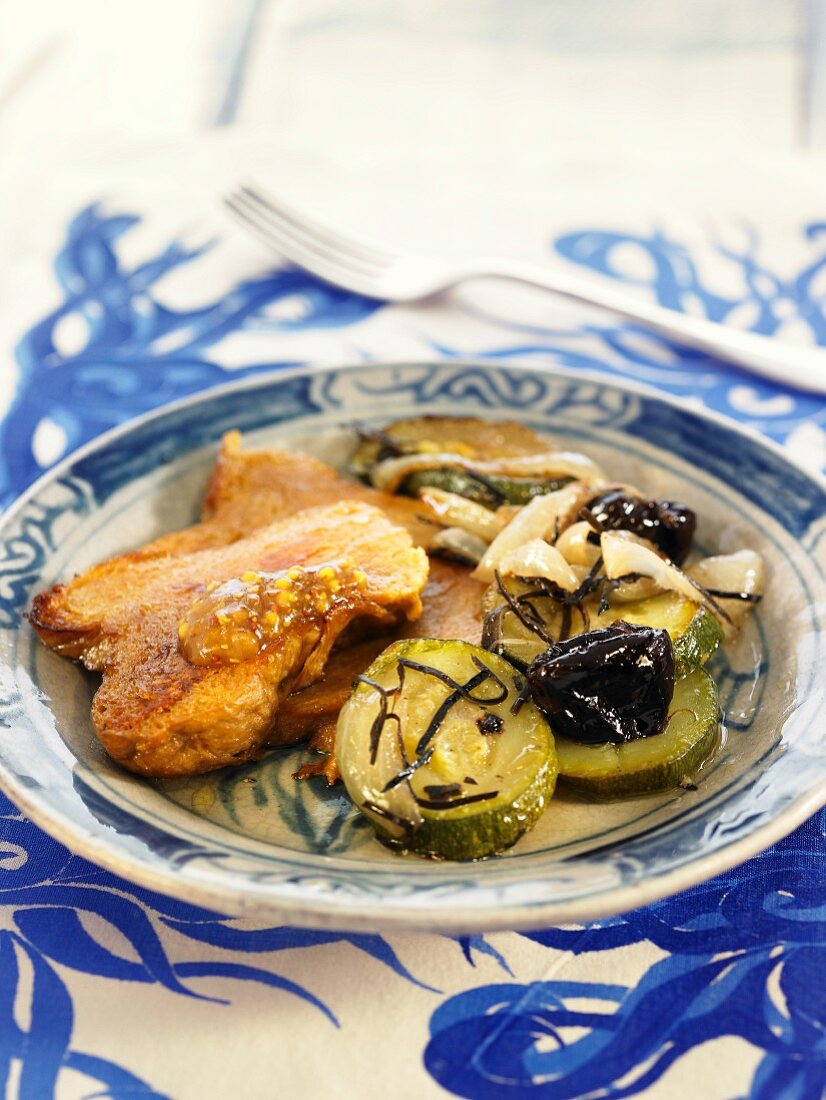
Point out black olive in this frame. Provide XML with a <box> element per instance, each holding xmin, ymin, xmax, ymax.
<box><xmin>527</xmin><ymin>621</ymin><xmax>675</xmax><ymax>745</ymax></box>
<box><xmin>587</xmin><ymin>489</ymin><xmax>696</xmax><ymax>565</ymax></box>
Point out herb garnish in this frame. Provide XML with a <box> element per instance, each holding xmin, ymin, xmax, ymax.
<box><xmin>414</xmin><ymin>789</ymin><xmax>499</xmax><ymax>810</ymax></box>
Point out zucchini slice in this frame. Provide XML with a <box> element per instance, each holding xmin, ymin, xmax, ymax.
<box><xmin>350</xmin><ymin>415</ymin><xmax>552</xmax><ymax>479</ymax></box>
<box><xmin>616</xmin><ymin>592</ymin><xmax>723</xmax><ymax>675</ymax></box>
<box><xmin>335</xmin><ymin>638</ymin><xmax>557</xmax><ymax>860</ymax></box>
<box><xmin>555</xmin><ymin>668</ymin><xmax>720</xmax><ymax>797</ymax></box>
<box><xmin>350</xmin><ymin>417</ymin><xmax>568</xmax><ymax>504</ymax></box>
<box><xmin>482</xmin><ymin>583</ymin><xmax>723</xmax><ymax>676</ymax></box>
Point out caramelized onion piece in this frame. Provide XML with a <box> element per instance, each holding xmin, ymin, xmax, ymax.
<box><xmin>687</xmin><ymin>550</ymin><xmax>764</xmax><ymax>629</ymax></box>
<box><xmin>601</xmin><ymin>530</ymin><xmax>730</xmax><ymax>625</ymax></box>
<box><xmin>473</xmin><ymin>484</ymin><xmax>588</xmax><ymax>584</ymax></box>
<box><xmin>498</xmin><ymin>539</ymin><xmax>581</xmax><ymax>591</ymax></box>
<box><xmin>373</xmin><ymin>451</ymin><xmax>605</xmax><ymax>493</ymax></box>
<box><xmin>417</xmin><ymin>487</ymin><xmax>505</xmax><ymax>541</ymax></box>
<box><xmin>554</xmin><ymin>520</ymin><xmax>602</xmax><ymax>567</ymax></box>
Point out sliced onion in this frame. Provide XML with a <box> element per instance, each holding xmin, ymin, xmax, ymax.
<box><xmin>607</xmin><ymin>576</ymin><xmax>661</xmax><ymax>603</ymax></box>
<box><xmin>498</xmin><ymin>539</ymin><xmax>581</xmax><ymax>591</ymax></box>
<box><xmin>472</xmin><ymin>484</ymin><xmax>586</xmax><ymax>584</ymax></box>
<box><xmin>601</xmin><ymin>530</ymin><xmax>731</xmax><ymax>624</ymax></box>
<box><xmin>474</xmin><ymin>452</ymin><xmax>605</xmax><ymax>483</ymax></box>
<box><xmin>430</xmin><ymin>527</ymin><xmax>489</xmax><ymax>566</ymax></box>
<box><xmin>687</xmin><ymin>550</ymin><xmax>764</xmax><ymax>626</ymax></box>
<box><xmin>553</xmin><ymin>520</ymin><xmax>601</xmax><ymax>567</ymax></box>
<box><xmin>335</xmin><ymin>678</ymin><xmax>421</xmax><ymax>840</ymax></box>
<box><xmin>417</xmin><ymin>487</ymin><xmax>505</xmax><ymax>542</ymax></box>
<box><xmin>372</xmin><ymin>450</ymin><xmax>605</xmax><ymax>492</ymax></box>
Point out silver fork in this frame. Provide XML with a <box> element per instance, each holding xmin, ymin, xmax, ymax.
<box><xmin>225</xmin><ymin>185</ymin><xmax>826</xmax><ymax>395</ymax></box>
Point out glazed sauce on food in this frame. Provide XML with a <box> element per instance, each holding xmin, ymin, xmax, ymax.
<box><xmin>178</xmin><ymin>562</ymin><xmax>368</xmax><ymax>666</ymax></box>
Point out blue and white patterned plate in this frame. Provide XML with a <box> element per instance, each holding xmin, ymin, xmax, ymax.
<box><xmin>0</xmin><ymin>361</ymin><xmax>824</xmax><ymax>932</ymax></box>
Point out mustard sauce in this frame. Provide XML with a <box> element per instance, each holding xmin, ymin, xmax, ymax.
<box><xmin>178</xmin><ymin>561</ymin><xmax>368</xmax><ymax>666</ymax></box>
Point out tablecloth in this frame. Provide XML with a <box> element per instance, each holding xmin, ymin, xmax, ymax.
<box><xmin>0</xmin><ymin>140</ymin><xmax>824</xmax><ymax>1099</ymax></box>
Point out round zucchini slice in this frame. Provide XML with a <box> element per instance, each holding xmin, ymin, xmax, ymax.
<box><xmin>555</xmin><ymin>668</ymin><xmax>720</xmax><ymax>797</ymax></box>
<box><xmin>482</xmin><ymin>583</ymin><xmax>723</xmax><ymax>676</ymax></box>
<box><xmin>335</xmin><ymin>638</ymin><xmax>557</xmax><ymax>860</ymax></box>
<box><xmin>608</xmin><ymin>592</ymin><xmax>723</xmax><ymax>675</ymax></box>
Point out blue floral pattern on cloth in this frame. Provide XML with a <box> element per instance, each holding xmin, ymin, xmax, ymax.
<box><xmin>0</xmin><ymin>205</ymin><xmax>824</xmax><ymax>1098</ymax></box>
<box><xmin>426</xmin><ymin>808</ymin><xmax>826</xmax><ymax>1100</ymax></box>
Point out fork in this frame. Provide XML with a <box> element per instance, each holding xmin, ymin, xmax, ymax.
<box><xmin>225</xmin><ymin>185</ymin><xmax>826</xmax><ymax>396</ymax></box>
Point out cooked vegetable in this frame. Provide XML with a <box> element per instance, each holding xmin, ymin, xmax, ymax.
<box><xmin>401</xmin><ymin>468</ymin><xmax>510</xmax><ymax>508</ymax></box>
<box><xmin>335</xmin><ymin>638</ymin><xmax>557</xmax><ymax>860</ymax></box>
<box><xmin>481</xmin><ymin>578</ymin><xmax>561</xmax><ymax>668</ymax></box>
<box><xmin>482</xmin><ymin>581</ymin><xmax>723</xmax><ymax>676</ymax></box>
<box><xmin>528</xmin><ymin>622</ymin><xmax>675</xmax><ymax>745</ymax></box>
<box><xmin>350</xmin><ymin>415</ymin><xmax>553</xmax><ymax>479</ymax></box>
<box><xmin>554</xmin><ymin>668</ymin><xmax>719</xmax><ymax>796</ymax></box>
<box><xmin>587</xmin><ymin>489</ymin><xmax>696</xmax><ymax>565</ymax></box>
<box><xmin>473</xmin><ymin>484</ymin><xmax>589</xmax><ymax>583</ymax></box>
<box><xmin>487</xmin><ymin>476</ymin><xmax>573</xmax><ymax>505</ymax></box>
<box><xmin>337</xmin><ymin>415</ymin><xmax>761</xmax><ymax>827</ymax></box>
<box><xmin>429</xmin><ymin>527</ymin><xmax>489</xmax><ymax>566</ymax></box>
<box><xmin>498</xmin><ymin>539</ymin><xmax>581</xmax><ymax>590</ymax></box>
<box><xmin>601</xmin><ymin>530</ymin><xmax>731</xmax><ymax>625</ymax></box>
<box><xmin>398</xmin><ymin>468</ymin><xmax>571</xmax><ymax>510</ymax></box>
<box><xmin>407</xmin><ymin>469</ymin><xmax>577</xmax><ymax>507</ymax></box>
<box><xmin>607</xmin><ymin>591</ymin><xmax>724</xmax><ymax>674</ymax></box>
<box><xmin>687</xmin><ymin>550</ymin><xmax>764</xmax><ymax>631</ymax></box>
<box><xmin>372</xmin><ymin>451</ymin><xmax>604</xmax><ymax>495</ymax></box>
<box><xmin>554</xmin><ymin>520</ymin><xmax>602</xmax><ymax>567</ymax></box>
<box><xmin>417</xmin><ymin>487</ymin><xmax>506</xmax><ymax>541</ymax></box>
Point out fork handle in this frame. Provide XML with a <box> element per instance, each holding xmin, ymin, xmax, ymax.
<box><xmin>479</xmin><ymin>258</ymin><xmax>826</xmax><ymax>395</ymax></box>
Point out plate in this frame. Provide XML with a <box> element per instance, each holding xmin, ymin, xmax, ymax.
<box><xmin>1</xmin><ymin>361</ymin><xmax>824</xmax><ymax>932</ymax></box>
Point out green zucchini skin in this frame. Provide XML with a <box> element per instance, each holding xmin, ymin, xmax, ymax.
<box><xmin>672</xmin><ymin>607</ymin><xmax>724</xmax><ymax>676</ymax></box>
<box><xmin>400</xmin><ymin>469</ymin><xmax>503</xmax><ymax>508</ymax></box>
<box><xmin>555</xmin><ymin>668</ymin><xmax>720</xmax><ymax>797</ymax></box>
<box><xmin>378</xmin><ymin>754</ymin><xmax>557</xmax><ymax>862</ymax></box>
<box><xmin>400</xmin><ymin>469</ymin><xmax>571</xmax><ymax>508</ymax></box>
<box><xmin>484</xmin><ymin>475</ymin><xmax>572</xmax><ymax>505</ymax></box>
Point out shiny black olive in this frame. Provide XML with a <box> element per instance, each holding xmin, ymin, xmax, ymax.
<box><xmin>587</xmin><ymin>489</ymin><xmax>696</xmax><ymax>565</ymax></box>
<box><xmin>527</xmin><ymin>621</ymin><xmax>675</xmax><ymax>745</ymax></box>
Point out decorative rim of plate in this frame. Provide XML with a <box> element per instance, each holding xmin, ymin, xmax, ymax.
<box><xmin>1</xmin><ymin>360</ymin><xmax>824</xmax><ymax>933</ymax></box>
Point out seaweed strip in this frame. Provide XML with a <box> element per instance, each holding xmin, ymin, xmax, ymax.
<box><xmin>495</xmin><ymin>571</ymin><xmax>556</xmax><ymax>645</ymax></box>
<box><xmin>381</xmin><ymin>668</ymin><xmax>490</xmax><ymax>791</ymax></box>
<box><xmin>703</xmin><ymin>588</ymin><xmax>763</xmax><ymax>603</ymax></box>
<box><xmin>461</xmin><ymin>468</ymin><xmax>508</xmax><ymax>506</ymax></box>
<box><xmin>397</xmin><ymin>657</ymin><xmax>507</xmax><ymax>705</ymax></box>
<box><xmin>578</xmin><ymin>505</ymin><xmax>605</xmax><ymax>533</ymax></box>
<box><xmin>510</xmin><ymin>676</ymin><xmax>532</xmax><ymax>716</ymax></box>
<box><xmin>354</xmin><ymin>674</ymin><xmax>397</xmax><ymax>766</ymax></box>
<box><xmin>414</xmin><ymin>789</ymin><xmax>499</xmax><ymax>810</ymax></box>
<box><xmin>361</xmin><ymin>799</ymin><xmax>416</xmax><ymax>839</ymax></box>
<box><xmin>423</xmin><ymin>783</ymin><xmax>462</xmax><ymax>799</ymax></box>
<box><xmin>559</xmin><ymin>602</ymin><xmax>572</xmax><ymax>641</ymax></box>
